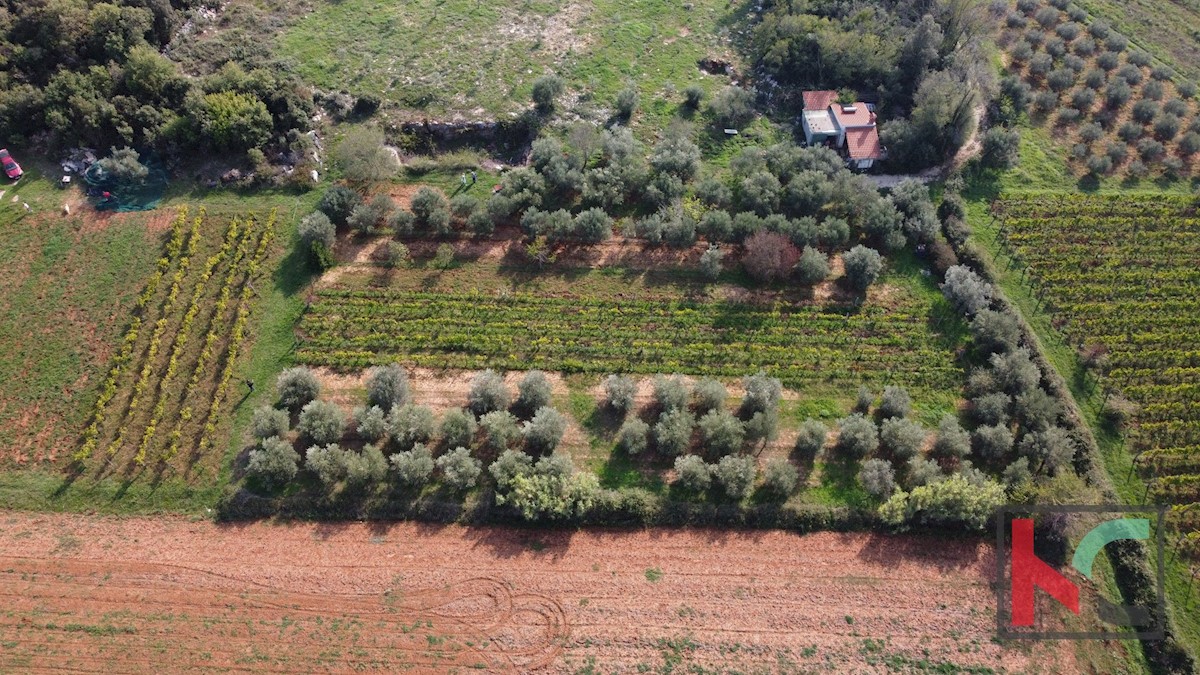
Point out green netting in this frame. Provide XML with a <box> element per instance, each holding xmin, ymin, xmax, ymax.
<box><xmin>83</xmin><ymin>157</ymin><xmax>168</xmax><ymax>212</ymax></box>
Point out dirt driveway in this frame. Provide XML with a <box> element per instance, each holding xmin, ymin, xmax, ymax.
<box><xmin>0</xmin><ymin>511</ymin><xmax>1074</xmax><ymax>673</ymax></box>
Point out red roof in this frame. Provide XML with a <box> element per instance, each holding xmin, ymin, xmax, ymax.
<box><xmin>830</xmin><ymin>102</ymin><xmax>874</xmax><ymax>128</ymax></box>
<box><xmin>846</xmin><ymin>127</ymin><xmax>883</xmax><ymax>160</ymax></box>
<box><xmin>802</xmin><ymin>90</ymin><xmax>838</xmax><ymax>112</ymax></box>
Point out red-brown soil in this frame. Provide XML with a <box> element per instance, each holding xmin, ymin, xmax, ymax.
<box><xmin>0</xmin><ymin>511</ymin><xmax>1075</xmax><ymax>673</ymax></box>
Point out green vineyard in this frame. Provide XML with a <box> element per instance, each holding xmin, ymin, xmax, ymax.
<box><xmin>76</xmin><ymin>208</ymin><xmax>275</xmax><ymax>477</ymax></box>
<box><xmin>994</xmin><ymin>194</ymin><xmax>1200</xmax><ymax>549</ymax></box>
<box><xmin>296</xmin><ymin>285</ymin><xmax>965</xmax><ymax>394</ymax></box>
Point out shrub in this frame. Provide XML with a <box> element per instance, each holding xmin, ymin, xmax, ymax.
<box><xmin>931</xmin><ymin>415</ymin><xmax>971</xmax><ymax>461</ymax></box>
<box><xmin>841</xmin><ymin>245</ymin><xmax>883</xmax><ymax>291</ymax></box>
<box><xmin>1153</xmin><ymin>114</ymin><xmax>1181</xmax><ymax>141</ymax></box>
<box><xmin>384</xmin><ymin>241</ymin><xmax>409</xmax><ymax>268</ymax></box>
<box><xmin>514</xmin><ymin>370</ymin><xmax>553</xmax><ymax>418</ymax></box>
<box><xmin>709</xmin><ymin>86</ymin><xmax>756</xmax><ymax>128</ymax></box>
<box><xmin>531</xmin><ymin>75</ymin><xmax>565</xmax><ymax>111</ymax></box>
<box><xmin>973</xmin><ymin>424</ymin><xmax>1014</xmax><ymax>462</ymax></box>
<box><xmin>698</xmin><ymin>409</ymin><xmax>745</xmax><ymax>456</ymax></box>
<box><xmin>437</xmin><ymin>447</ymin><xmax>483</xmax><ymax>490</ymax></box>
<box><xmin>942</xmin><ymin>265</ymin><xmax>993</xmax><ymax>316</ymax></box>
<box><xmin>317</xmin><ymin>185</ymin><xmax>362</xmax><ymax>227</ymax></box>
<box><xmin>653</xmin><ymin>375</ymin><xmax>689</xmax><ymax>414</ymax></box>
<box><xmin>879</xmin><ymin>385</ymin><xmax>912</xmax><ymax>420</ymax></box>
<box><xmin>251</xmin><ymin>405</ymin><xmax>289</xmax><ymax>440</ymax></box>
<box><xmin>1101</xmin><ymin>395</ymin><xmax>1139</xmax><ymax>432</ymax></box>
<box><xmin>439</xmin><ymin>408</ymin><xmax>477</xmax><ymax>449</ymax></box>
<box><xmin>700</xmin><ymin>244</ymin><xmax>725</xmax><ymax>279</ymax></box>
<box><xmin>835</xmin><ymin>414</ymin><xmax>878</xmax><ymax>460</ymax></box>
<box><xmin>335</xmin><ymin>126</ymin><xmax>397</xmax><ymax>184</ymax></box>
<box><xmin>389</xmin><ymin>403</ymin><xmax>435</xmax><ymax>451</ymax></box>
<box><xmin>654</xmin><ymin>408</ymin><xmax>695</xmax><ymax>455</ymax></box>
<box><xmin>794</xmin><ymin>419</ymin><xmax>828</xmax><ymax>459</ymax></box>
<box><xmin>391</xmin><ymin>444</ymin><xmax>435</xmax><ymax>486</ymax></box>
<box><xmin>692</xmin><ymin>378</ymin><xmax>728</xmax><ymax>414</ymax></box>
<box><xmin>713</xmin><ymin>454</ymin><xmax>756</xmax><ymax>501</ymax></box>
<box><xmin>743</xmin><ymin>231</ymin><xmax>800</xmax><ymax>283</ymax></box>
<box><xmin>479</xmin><ymin>410</ymin><xmax>521</xmax><ymax>453</ymax></box>
<box><xmin>859</xmin><ymin>458</ymin><xmax>897</xmax><ymax>499</ymax></box>
<box><xmin>366</xmin><ymin>363</ymin><xmax>410</xmax><ymax>410</ymax></box>
<box><xmin>468</xmin><ymin>369</ymin><xmax>511</xmax><ymax>416</ymax></box>
<box><xmin>496</xmin><ymin>456</ymin><xmax>599</xmax><ymax>521</ymax></box>
<box><xmin>355</xmin><ymin>405</ymin><xmax>389</xmax><ymax>442</ymax></box>
<box><xmin>604</xmin><ymin>374</ymin><xmax>637</xmax><ymax>413</ymax></box>
<box><xmin>761</xmin><ymin>459</ymin><xmax>799</xmax><ymax>499</ymax></box>
<box><xmin>618</xmin><ymin>418</ymin><xmax>650</xmax><ymax>455</ymax></box>
<box><xmin>674</xmin><ymin>454</ymin><xmax>712</xmax><ymax>491</ymax></box>
<box><xmin>277</xmin><ymin>367</ymin><xmax>321</xmax><ymax>410</ymax></box>
<box><xmin>299</xmin><ymin>211</ymin><xmax>336</xmax><ymax>250</ymax></box>
<box><xmin>878</xmin><ymin>475</ymin><xmax>1006</xmax><ymax>531</ymax></box>
<box><xmin>247</xmin><ymin>436</ymin><xmax>299</xmax><ymax>490</ymax></box>
<box><xmin>970</xmin><ymin>309</ymin><xmax>1021</xmax><ymax>354</ymax></box>
<box><xmin>683</xmin><ymin>85</ymin><xmax>705</xmax><ymax>109</ymax></box>
<box><xmin>972</xmin><ymin>392</ymin><xmax>1012</xmax><ymax>426</ymax></box>
<box><xmin>523</xmin><ymin>406</ymin><xmax>567</xmax><ymax>453</ymax></box>
<box><xmin>794</xmin><ymin>246</ymin><xmax>830</xmax><ymax>285</ymax></box>
<box><xmin>615</xmin><ymin>86</ymin><xmax>638</xmax><ymax>118</ymax></box>
<box><xmin>880</xmin><ymin>417</ymin><xmax>926</xmax><ymax>460</ymax></box>
<box><xmin>298</xmin><ymin>400</ymin><xmax>345</xmax><ymax>445</ymax></box>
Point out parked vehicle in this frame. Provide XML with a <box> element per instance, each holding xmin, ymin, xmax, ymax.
<box><xmin>0</xmin><ymin>149</ymin><xmax>22</xmax><ymax>179</ymax></box>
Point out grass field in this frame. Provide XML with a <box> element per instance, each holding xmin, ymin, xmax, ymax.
<box><xmin>1075</xmin><ymin>0</ymin><xmax>1200</xmax><ymax>81</ymax></box>
<box><xmin>278</xmin><ymin>0</ymin><xmax>746</xmax><ymax>132</ymax></box>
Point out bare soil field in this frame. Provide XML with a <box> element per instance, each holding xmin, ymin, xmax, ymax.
<box><xmin>0</xmin><ymin>511</ymin><xmax>1074</xmax><ymax>673</ymax></box>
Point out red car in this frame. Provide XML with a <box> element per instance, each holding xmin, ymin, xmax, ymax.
<box><xmin>0</xmin><ymin>149</ymin><xmax>22</xmax><ymax>179</ymax></box>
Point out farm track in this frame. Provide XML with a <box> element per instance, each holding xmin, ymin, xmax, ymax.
<box><xmin>0</xmin><ymin>511</ymin><xmax>1074</xmax><ymax>673</ymax></box>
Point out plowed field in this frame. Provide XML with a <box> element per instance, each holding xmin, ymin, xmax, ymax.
<box><xmin>0</xmin><ymin>512</ymin><xmax>1073</xmax><ymax>673</ymax></box>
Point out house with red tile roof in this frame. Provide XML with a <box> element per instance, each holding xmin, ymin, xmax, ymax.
<box><xmin>800</xmin><ymin>91</ymin><xmax>885</xmax><ymax>170</ymax></box>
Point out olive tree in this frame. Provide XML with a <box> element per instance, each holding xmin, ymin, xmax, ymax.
<box><xmin>388</xmin><ymin>403</ymin><xmax>435</xmax><ymax>451</ymax></box>
<box><xmin>354</xmin><ymin>405</ymin><xmax>389</xmax><ymax>442</ymax></box>
<box><xmin>654</xmin><ymin>408</ymin><xmax>695</xmax><ymax>455</ymax></box>
<box><xmin>298</xmin><ymin>400</ymin><xmax>346</xmax><ymax>445</ymax></box>
<box><xmin>298</xmin><ymin>211</ymin><xmax>335</xmax><ymax>250</ymax></box>
<box><xmin>761</xmin><ymin>459</ymin><xmax>799</xmax><ymax>499</ymax></box>
<box><xmin>523</xmin><ymin>406</ymin><xmax>567</xmax><ymax>453</ymax></box>
<box><xmin>479</xmin><ymin>410</ymin><xmax>522</xmax><ymax>453</ymax></box>
<box><xmin>439</xmin><ymin>408</ymin><xmax>477</xmax><ymax>449</ymax></box>
<box><xmin>931</xmin><ymin>415</ymin><xmax>971</xmax><ymax>461</ymax></box>
<box><xmin>277</xmin><ymin>366</ymin><xmax>321</xmax><ymax>410</ymax></box>
<box><xmin>617</xmin><ymin>418</ymin><xmax>650</xmax><ymax>455</ymax></box>
<box><xmin>841</xmin><ymin>245</ymin><xmax>883</xmax><ymax>291</ymax></box>
<box><xmin>698</xmin><ymin>409</ymin><xmax>745</xmax><ymax>456</ymax></box>
<box><xmin>942</xmin><ymin>265</ymin><xmax>993</xmax><ymax>316</ymax></box>
<box><xmin>700</xmin><ymin>244</ymin><xmax>725</xmax><ymax>279</ymax></box>
<box><xmin>531</xmin><ymin>75</ymin><xmax>565</xmax><ymax>112</ymax></box>
<box><xmin>878</xmin><ymin>385</ymin><xmax>912</xmax><ymax>419</ymax></box>
<box><xmin>391</xmin><ymin>444</ymin><xmax>435</xmax><ymax>486</ymax></box>
<box><xmin>879</xmin><ymin>417</ymin><xmax>925</xmax><ymax>460</ymax></box>
<box><xmin>366</xmin><ymin>363</ymin><xmax>410</xmax><ymax>410</ymax></box>
<box><xmin>468</xmin><ymin>369</ymin><xmax>511</xmax><ymax>416</ymax></box>
<box><xmin>247</xmin><ymin>436</ymin><xmax>299</xmax><ymax>490</ymax></box>
<box><xmin>794</xmin><ymin>246</ymin><xmax>830</xmax><ymax>285</ymax></box>
<box><xmin>514</xmin><ymin>370</ymin><xmax>553</xmax><ymax>418</ymax></box>
<box><xmin>604</xmin><ymin>374</ymin><xmax>637</xmax><ymax>414</ymax></box>
<box><xmin>673</xmin><ymin>454</ymin><xmax>712</xmax><ymax>491</ymax></box>
<box><xmin>835</xmin><ymin>414</ymin><xmax>879</xmax><ymax>460</ymax></box>
<box><xmin>436</xmin><ymin>447</ymin><xmax>483</xmax><ymax>491</ymax></box>
<box><xmin>859</xmin><ymin>458</ymin><xmax>897</xmax><ymax>499</ymax></box>
<box><xmin>692</xmin><ymin>378</ymin><xmax>728</xmax><ymax>414</ymax></box>
<box><xmin>793</xmin><ymin>419</ymin><xmax>828</xmax><ymax>459</ymax></box>
<box><xmin>652</xmin><ymin>375</ymin><xmax>689</xmax><ymax>415</ymax></box>
<box><xmin>251</xmin><ymin>405</ymin><xmax>289</xmax><ymax>440</ymax></box>
<box><xmin>972</xmin><ymin>424</ymin><xmax>1014</xmax><ymax>463</ymax></box>
<box><xmin>713</xmin><ymin>454</ymin><xmax>757</xmax><ymax>500</ymax></box>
